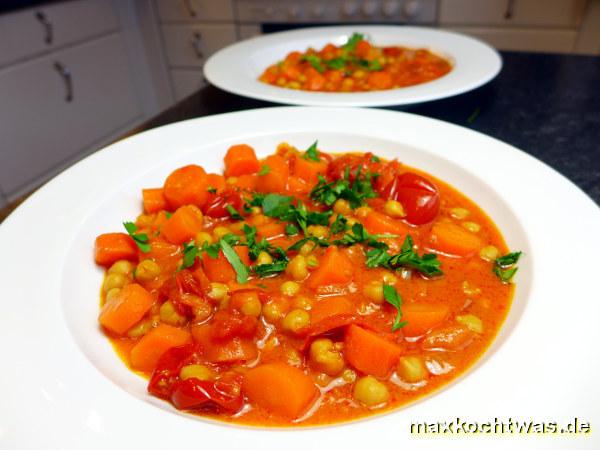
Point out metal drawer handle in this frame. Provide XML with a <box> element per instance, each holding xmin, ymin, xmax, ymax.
<box><xmin>54</xmin><ymin>62</ymin><xmax>73</xmax><ymax>102</ymax></box>
<box><xmin>35</xmin><ymin>11</ymin><xmax>53</xmax><ymax>45</ymax></box>
<box><xmin>504</xmin><ymin>0</ymin><xmax>515</xmax><ymax>19</ymax></box>
<box><xmin>191</xmin><ymin>32</ymin><xmax>203</xmax><ymax>59</ymax></box>
<box><xmin>183</xmin><ymin>0</ymin><xmax>197</xmax><ymax>17</ymax></box>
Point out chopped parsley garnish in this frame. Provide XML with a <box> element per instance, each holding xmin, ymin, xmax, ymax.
<box><xmin>207</xmin><ymin>186</ymin><xmax>217</xmax><ymax>194</ymax></box>
<box><xmin>325</xmin><ymin>57</ymin><xmax>346</xmax><ymax>69</ymax></box>
<box><xmin>303</xmin><ymin>141</ymin><xmax>320</xmax><ymax>162</ymax></box>
<box><xmin>365</xmin><ymin>235</ymin><xmax>443</xmax><ymax>277</ymax></box>
<box><xmin>258</xmin><ymin>165</ymin><xmax>270</xmax><ymax>176</ymax></box>
<box><xmin>285</xmin><ymin>224</ymin><xmax>299</xmax><ymax>236</ymax></box>
<box><xmin>330</xmin><ymin>214</ymin><xmax>349</xmax><ymax>234</ymax></box>
<box><xmin>242</xmin><ymin>224</ymin><xmax>272</xmax><ymax>260</ymax></box>
<box><xmin>226</xmin><ymin>204</ymin><xmax>244</xmax><ymax>220</ymax></box>
<box><xmin>253</xmin><ymin>258</ymin><xmax>288</xmax><ymax>277</ymax></box>
<box><xmin>334</xmin><ymin>223</ymin><xmax>394</xmax><ymax>249</ymax></box>
<box><xmin>301</xmin><ymin>54</ymin><xmax>325</xmax><ymax>73</ymax></box>
<box><xmin>259</xmin><ymin>193</ymin><xmax>331</xmax><ymax>234</ymax></box>
<box><xmin>123</xmin><ymin>222</ymin><xmax>151</xmax><ymax>253</ymax></box>
<box><xmin>493</xmin><ymin>251</ymin><xmax>522</xmax><ymax>283</ymax></box>
<box><xmin>310</xmin><ymin>168</ymin><xmax>378</xmax><ymax>208</ymax></box>
<box><xmin>383</xmin><ymin>285</ymin><xmax>407</xmax><ymax>331</ymax></box>
<box><xmin>179</xmin><ymin>241</ymin><xmax>200</xmax><ymax>270</ymax></box>
<box><xmin>288</xmin><ymin>236</ymin><xmax>330</xmax><ymax>252</ymax></box>
<box><xmin>220</xmin><ymin>238</ymin><xmax>249</xmax><ymax>284</ymax></box>
<box><xmin>343</xmin><ymin>32</ymin><xmax>365</xmax><ymax>52</ymax></box>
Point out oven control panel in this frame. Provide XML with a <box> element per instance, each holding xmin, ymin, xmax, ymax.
<box><xmin>234</xmin><ymin>0</ymin><xmax>437</xmax><ymax>24</ymax></box>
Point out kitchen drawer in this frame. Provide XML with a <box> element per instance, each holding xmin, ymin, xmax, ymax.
<box><xmin>171</xmin><ymin>69</ymin><xmax>207</xmax><ymax>101</ymax></box>
<box><xmin>0</xmin><ymin>0</ymin><xmax>118</xmax><ymax>67</ymax></box>
<box><xmin>155</xmin><ymin>0</ymin><xmax>234</xmax><ymax>22</ymax></box>
<box><xmin>0</xmin><ymin>33</ymin><xmax>141</xmax><ymax>197</ymax></box>
<box><xmin>161</xmin><ymin>24</ymin><xmax>237</xmax><ymax>68</ymax></box>
<box><xmin>440</xmin><ymin>0</ymin><xmax>586</xmax><ymax>27</ymax></box>
<box><xmin>449</xmin><ymin>27</ymin><xmax>578</xmax><ymax>53</ymax></box>
<box><xmin>238</xmin><ymin>24</ymin><xmax>262</xmax><ymax>41</ymax></box>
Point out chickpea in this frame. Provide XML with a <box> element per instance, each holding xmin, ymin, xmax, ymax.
<box><xmin>346</xmin><ymin>217</ymin><xmax>359</xmax><ymax>227</ymax></box>
<box><xmin>213</xmin><ymin>226</ymin><xmax>231</xmax><ymax>240</ymax></box>
<box><xmin>450</xmin><ymin>207</ymin><xmax>470</xmax><ymax>219</ymax></box>
<box><xmin>256</xmin><ymin>251</ymin><xmax>273</xmax><ymax>265</ymax></box>
<box><xmin>299</xmin><ymin>242</ymin><xmax>315</xmax><ymax>255</ymax></box>
<box><xmin>127</xmin><ymin>319</ymin><xmax>152</xmax><ymax>338</ymax></box>
<box><xmin>136</xmin><ymin>213</ymin><xmax>154</xmax><ymax>228</ymax></box>
<box><xmin>397</xmin><ymin>356</ymin><xmax>428</xmax><ymax>383</ymax></box>
<box><xmin>281</xmin><ymin>309</ymin><xmax>310</xmax><ymax>334</ymax></box>
<box><xmin>307</xmin><ymin>225</ymin><xmax>328</xmax><ymax>238</ymax></box>
<box><xmin>462</xmin><ymin>280</ymin><xmax>481</xmax><ymax>296</ymax></box>
<box><xmin>193</xmin><ymin>300</ymin><xmax>213</xmax><ymax>322</ymax></box>
<box><xmin>342</xmin><ymin>368</ymin><xmax>357</xmax><ymax>383</ymax></box>
<box><xmin>479</xmin><ymin>245</ymin><xmax>499</xmax><ymax>261</ymax></box>
<box><xmin>353</xmin><ymin>376</ymin><xmax>390</xmax><ymax>406</ymax></box>
<box><xmin>179</xmin><ymin>364</ymin><xmax>215</xmax><ymax>381</ymax></box>
<box><xmin>462</xmin><ymin>221</ymin><xmax>481</xmax><ymax>233</ymax></box>
<box><xmin>135</xmin><ymin>259</ymin><xmax>160</xmax><ymax>281</ymax></box>
<box><xmin>195</xmin><ymin>231</ymin><xmax>213</xmax><ymax>245</ymax></box>
<box><xmin>354</xmin><ymin>206</ymin><xmax>371</xmax><ymax>218</ymax></box>
<box><xmin>309</xmin><ymin>338</ymin><xmax>345</xmax><ymax>376</ymax></box>
<box><xmin>207</xmin><ymin>282</ymin><xmax>229</xmax><ymax>301</ymax></box>
<box><xmin>363</xmin><ymin>280</ymin><xmax>384</xmax><ymax>304</ymax></box>
<box><xmin>276</xmin><ymin>77</ymin><xmax>286</xmax><ymax>86</ymax></box>
<box><xmin>280</xmin><ymin>280</ymin><xmax>300</xmax><ymax>297</ymax></box>
<box><xmin>288</xmin><ymin>81</ymin><xmax>301</xmax><ymax>89</ymax></box>
<box><xmin>105</xmin><ymin>287</ymin><xmax>121</xmax><ymax>303</ymax></box>
<box><xmin>262</xmin><ymin>298</ymin><xmax>289</xmax><ymax>323</ymax></box>
<box><xmin>352</xmin><ymin>70</ymin><xmax>366</xmax><ymax>79</ymax></box>
<box><xmin>103</xmin><ymin>273</ymin><xmax>128</xmax><ymax>293</ymax></box>
<box><xmin>159</xmin><ymin>301</ymin><xmax>187</xmax><ymax>326</ymax></box>
<box><xmin>333</xmin><ymin>199</ymin><xmax>352</xmax><ymax>215</ymax></box>
<box><xmin>292</xmin><ymin>296</ymin><xmax>313</xmax><ymax>310</ymax></box>
<box><xmin>108</xmin><ymin>260</ymin><xmax>134</xmax><ymax>276</ymax></box>
<box><xmin>249</xmin><ymin>206</ymin><xmax>262</xmax><ymax>215</ymax></box>
<box><xmin>240</xmin><ymin>294</ymin><xmax>262</xmax><ymax>318</ymax></box>
<box><xmin>381</xmin><ymin>272</ymin><xmax>398</xmax><ymax>284</ymax></box>
<box><xmin>286</xmin><ymin>255</ymin><xmax>308</xmax><ymax>280</ymax></box>
<box><xmin>456</xmin><ymin>314</ymin><xmax>484</xmax><ymax>333</ymax></box>
<box><xmin>384</xmin><ymin>200</ymin><xmax>406</xmax><ymax>218</ymax></box>
<box><xmin>306</xmin><ymin>255</ymin><xmax>319</xmax><ymax>269</ymax></box>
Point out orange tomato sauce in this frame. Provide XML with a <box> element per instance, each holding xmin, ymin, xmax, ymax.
<box><xmin>96</xmin><ymin>142</ymin><xmax>514</xmax><ymax>426</ymax></box>
<box><xmin>259</xmin><ymin>33</ymin><xmax>452</xmax><ymax>92</ymax></box>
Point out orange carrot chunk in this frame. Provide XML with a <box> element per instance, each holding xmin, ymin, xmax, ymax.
<box><xmin>163</xmin><ymin>164</ymin><xmax>209</xmax><ymax>209</ymax></box>
<box><xmin>95</xmin><ymin>233</ymin><xmax>138</xmax><ymax>267</ymax></box>
<box><xmin>402</xmin><ymin>303</ymin><xmax>450</xmax><ymax>337</ymax></box>
<box><xmin>224</xmin><ymin>144</ymin><xmax>261</xmax><ymax>177</ymax></box>
<box><xmin>307</xmin><ymin>246</ymin><xmax>354</xmax><ymax>289</ymax></box>
<box><xmin>363</xmin><ymin>210</ymin><xmax>408</xmax><ymax>236</ymax></box>
<box><xmin>310</xmin><ymin>296</ymin><xmax>355</xmax><ymax>324</ymax></box>
<box><xmin>242</xmin><ymin>363</ymin><xmax>319</xmax><ymax>419</ymax></box>
<box><xmin>191</xmin><ymin>324</ymin><xmax>258</xmax><ymax>363</ymax></box>
<box><xmin>99</xmin><ymin>283</ymin><xmax>154</xmax><ymax>334</ymax></box>
<box><xmin>255</xmin><ymin>154</ymin><xmax>289</xmax><ymax>193</ymax></box>
<box><xmin>291</xmin><ymin>154</ymin><xmax>328</xmax><ymax>185</ymax></box>
<box><xmin>160</xmin><ymin>205</ymin><xmax>204</xmax><ymax>245</ymax></box>
<box><xmin>344</xmin><ymin>324</ymin><xmax>402</xmax><ymax>377</ymax></box>
<box><xmin>142</xmin><ymin>188</ymin><xmax>168</xmax><ymax>214</ymax></box>
<box><xmin>429</xmin><ymin>222</ymin><xmax>483</xmax><ymax>257</ymax></box>
<box><xmin>130</xmin><ymin>324</ymin><xmax>191</xmax><ymax>372</ymax></box>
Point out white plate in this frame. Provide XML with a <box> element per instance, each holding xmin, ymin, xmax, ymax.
<box><xmin>204</xmin><ymin>26</ymin><xmax>502</xmax><ymax>107</ymax></box>
<box><xmin>1</xmin><ymin>107</ymin><xmax>599</xmax><ymax>450</ymax></box>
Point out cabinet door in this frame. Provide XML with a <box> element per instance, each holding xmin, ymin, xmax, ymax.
<box><xmin>0</xmin><ymin>33</ymin><xmax>141</xmax><ymax>198</ymax></box>
<box><xmin>170</xmin><ymin>69</ymin><xmax>206</xmax><ymax>101</ymax></box>
<box><xmin>440</xmin><ymin>0</ymin><xmax>586</xmax><ymax>27</ymax></box>
<box><xmin>161</xmin><ymin>24</ymin><xmax>237</xmax><ymax>68</ymax></box>
<box><xmin>0</xmin><ymin>0</ymin><xmax>118</xmax><ymax>67</ymax></box>
<box><xmin>154</xmin><ymin>0</ymin><xmax>234</xmax><ymax>22</ymax></box>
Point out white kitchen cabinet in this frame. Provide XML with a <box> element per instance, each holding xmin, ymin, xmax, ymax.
<box><xmin>170</xmin><ymin>69</ymin><xmax>207</xmax><ymax>101</ymax></box>
<box><xmin>0</xmin><ymin>33</ymin><xmax>141</xmax><ymax>198</ymax></box>
<box><xmin>161</xmin><ymin>24</ymin><xmax>237</xmax><ymax>68</ymax></box>
<box><xmin>155</xmin><ymin>0</ymin><xmax>234</xmax><ymax>22</ymax></box>
<box><xmin>0</xmin><ymin>0</ymin><xmax>118</xmax><ymax>67</ymax></box>
<box><xmin>440</xmin><ymin>0</ymin><xmax>586</xmax><ymax>27</ymax></box>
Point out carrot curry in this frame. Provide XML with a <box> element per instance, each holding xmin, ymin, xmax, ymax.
<box><xmin>259</xmin><ymin>33</ymin><xmax>452</xmax><ymax>92</ymax></box>
<box><xmin>94</xmin><ymin>141</ymin><xmax>520</xmax><ymax>426</ymax></box>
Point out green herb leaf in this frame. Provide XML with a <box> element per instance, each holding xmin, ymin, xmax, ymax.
<box><xmin>365</xmin><ymin>247</ymin><xmax>392</xmax><ymax>268</ymax></box>
<box><xmin>254</xmin><ymin>260</ymin><xmax>288</xmax><ymax>277</ymax></box>
<box><xmin>285</xmin><ymin>224</ymin><xmax>299</xmax><ymax>236</ymax></box>
<box><xmin>383</xmin><ymin>284</ymin><xmax>407</xmax><ymax>331</ymax></box>
<box><xmin>301</xmin><ymin>54</ymin><xmax>325</xmax><ymax>73</ymax></box>
<box><xmin>303</xmin><ymin>141</ymin><xmax>320</xmax><ymax>162</ymax></box>
<box><xmin>226</xmin><ymin>204</ymin><xmax>244</xmax><ymax>220</ymax></box>
<box><xmin>179</xmin><ymin>241</ymin><xmax>200</xmax><ymax>270</ymax></box>
<box><xmin>310</xmin><ymin>169</ymin><xmax>378</xmax><ymax>209</ymax></box>
<box><xmin>333</xmin><ymin>223</ymin><xmax>395</xmax><ymax>249</ymax></box>
<box><xmin>288</xmin><ymin>236</ymin><xmax>330</xmax><ymax>252</ymax></box>
<box><xmin>366</xmin><ymin>235</ymin><xmax>443</xmax><ymax>277</ymax></box>
<box><xmin>258</xmin><ymin>165</ymin><xmax>270</xmax><ymax>176</ymax></box>
<box><xmin>261</xmin><ymin>193</ymin><xmax>294</xmax><ymax>218</ymax></box>
<box><xmin>493</xmin><ymin>251</ymin><xmax>522</xmax><ymax>283</ymax></box>
<box><xmin>207</xmin><ymin>186</ymin><xmax>217</xmax><ymax>194</ymax></box>
<box><xmin>370</xmin><ymin>155</ymin><xmax>381</xmax><ymax>163</ymax></box>
<box><xmin>165</xmin><ymin>212</ymin><xmax>172</xmax><ymax>219</ymax></box>
<box><xmin>123</xmin><ymin>221</ymin><xmax>151</xmax><ymax>253</ymax></box>
<box><xmin>343</xmin><ymin>32</ymin><xmax>365</xmax><ymax>52</ymax></box>
<box><xmin>325</xmin><ymin>57</ymin><xmax>347</xmax><ymax>69</ymax></box>
<box><xmin>330</xmin><ymin>214</ymin><xmax>349</xmax><ymax>234</ymax></box>
<box><xmin>219</xmin><ymin>239</ymin><xmax>249</xmax><ymax>284</ymax></box>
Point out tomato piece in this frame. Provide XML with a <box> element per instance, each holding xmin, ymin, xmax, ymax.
<box><xmin>382</xmin><ymin>172</ymin><xmax>440</xmax><ymax>225</ymax></box>
<box><xmin>202</xmin><ymin>189</ymin><xmax>243</xmax><ymax>218</ymax></box>
<box><xmin>327</xmin><ymin>153</ymin><xmax>383</xmax><ymax>181</ymax></box>
<box><xmin>170</xmin><ymin>376</ymin><xmax>244</xmax><ymax>412</ymax></box>
<box><xmin>148</xmin><ymin>344</ymin><xmax>200</xmax><ymax>398</ymax></box>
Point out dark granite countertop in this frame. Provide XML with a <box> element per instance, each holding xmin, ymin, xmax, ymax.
<box><xmin>135</xmin><ymin>51</ymin><xmax>600</xmax><ymax>206</ymax></box>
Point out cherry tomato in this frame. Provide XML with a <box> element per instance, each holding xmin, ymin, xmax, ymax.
<box><xmin>170</xmin><ymin>376</ymin><xmax>243</xmax><ymax>412</ymax></box>
<box><xmin>202</xmin><ymin>190</ymin><xmax>243</xmax><ymax>218</ymax></box>
<box><xmin>382</xmin><ymin>172</ymin><xmax>440</xmax><ymax>225</ymax></box>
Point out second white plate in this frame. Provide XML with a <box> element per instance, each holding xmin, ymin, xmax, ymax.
<box><xmin>204</xmin><ymin>25</ymin><xmax>502</xmax><ymax>107</ymax></box>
